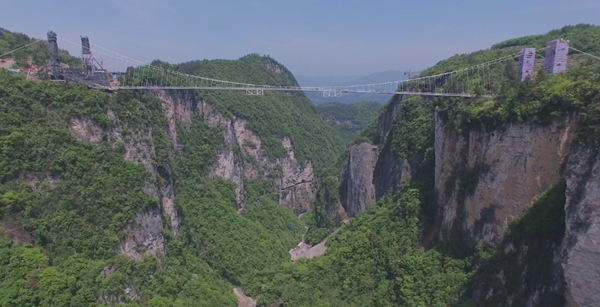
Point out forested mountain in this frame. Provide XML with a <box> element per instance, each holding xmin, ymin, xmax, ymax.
<box><xmin>316</xmin><ymin>101</ymin><xmax>382</xmax><ymax>143</ymax></box>
<box><xmin>0</xmin><ymin>29</ymin><xmax>346</xmax><ymax>306</ymax></box>
<box><xmin>247</xmin><ymin>23</ymin><xmax>600</xmax><ymax>306</ymax></box>
<box><xmin>1</xmin><ymin>24</ymin><xmax>600</xmax><ymax>307</ymax></box>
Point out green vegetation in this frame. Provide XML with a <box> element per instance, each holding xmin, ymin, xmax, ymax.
<box><xmin>247</xmin><ymin>193</ymin><xmax>472</xmax><ymax>306</ymax></box>
<box><xmin>316</xmin><ymin>101</ymin><xmax>383</xmax><ymax>143</ymax></box>
<box><xmin>0</xmin><ymin>71</ymin><xmax>239</xmax><ymax>305</ymax></box>
<box><xmin>492</xmin><ymin>24</ymin><xmax>600</xmax><ymax>54</ymax></box>
<box><xmin>302</xmin><ymin>174</ymin><xmax>341</xmax><ymax>245</ymax></box>
<box><xmin>0</xmin><ymin>50</ymin><xmax>330</xmax><ymax>305</ymax></box>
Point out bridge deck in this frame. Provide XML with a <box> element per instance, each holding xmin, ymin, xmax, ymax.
<box><xmin>106</xmin><ymin>86</ymin><xmax>490</xmax><ymax>98</ymax></box>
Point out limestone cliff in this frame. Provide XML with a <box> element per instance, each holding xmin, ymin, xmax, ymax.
<box><xmin>432</xmin><ymin>112</ymin><xmax>600</xmax><ymax>306</ymax></box>
<box><xmin>435</xmin><ymin>112</ymin><xmax>576</xmax><ymax>250</ymax></box>
<box><xmin>154</xmin><ymin>90</ymin><xmax>316</xmax><ymax>214</ymax></box>
<box><xmin>198</xmin><ymin>100</ymin><xmax>315</xmax><ymax>214</ymax></box>
<box><xmin>118</xmin><ymin>209</ymin><xmax>165</xmax><ymax>260</ymax></box>
<box><xmin>340</xmin><ymin>142</ymin><xmax>378</xmax><ymax>217</ymax></box>
<box><xmin>337</xmin><ymin>91</ymin><xmax>600</xmax><ymax>305</ymax></box>
<box><xmin>560</xmin><ymin>147</ymin><xmax>600</xmax><ymax>307</ymax></box>
<box><xmin>339</xmin><ymin>95</ymin><xmax>410</xmax><ymax>217</ymax></box>
<box><xmin>69</xmin><ymin>113</ymin><xmax>174</xmax><ymax>260</ymax></box>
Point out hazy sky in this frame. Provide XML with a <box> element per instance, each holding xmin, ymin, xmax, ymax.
<box><xmin>2</xmin><ymin>0</ymin><xmax>599</xmax><ymax>76</ymax></box>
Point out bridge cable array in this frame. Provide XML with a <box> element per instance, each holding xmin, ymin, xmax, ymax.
<box><xmin>2</xmin><ymin>35</ymin><xmax>599</xmax><ymax>98</ymax></box>
<box><xmin>57</xmin><ymin>36</ymin><xmax>535</xmax><ymax>97</ymax></box>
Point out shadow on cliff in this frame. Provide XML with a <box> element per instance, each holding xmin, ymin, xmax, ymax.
<box><xmin>450</xmin><ymin>180</ymin><xmax>567</xmax><ymax>307</ymax></box>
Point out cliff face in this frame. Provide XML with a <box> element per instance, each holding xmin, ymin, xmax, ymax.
<box><xmin>432</xmin><ymin>111</ymin><xmax>600</xmax><ymax>306</ymax></box>
<box><xmin>69</xmin><ymin>114</ymin><xmax>173</xmax><ymax>260</ymax></box>
<box><xmin>161</xmin><ymin>90</ymin><xmax>317</xmax><ymax>214</ymax></box>
<box><xmin>340</xmin><ymin>142</ymin><xmax>377</xmax><ymax>217</ymax></box>
<box><xmin>339</xmin><ymin>96</ymin><xmax>410</xmax><ymax>217</ymax></box>
<box><xmin>435</xmin><ymin>112</ymin><xmax>576</xmax><ymax>250</ymax></box>
<box><xmin>198</xmin><ymin>100</ymin><xmax>315</xmax><ymax>214</ymax></box>
<box><xmin>561</xmin><ymin>147</ymin><xmax>600</xmax><ymax>307</ymax></box>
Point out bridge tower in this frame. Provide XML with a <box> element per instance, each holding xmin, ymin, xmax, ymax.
<box><xmin>518</xmin><ymin>48</ymin><xmax>536</xmax><ymax>81</ymax></box>
<box><xmin>544</xmin><ymin>39</ymin><xmax>570</xmax><ymax>74</ymax></box>
<box><xmin>46</xmin><ymin>31</ymin><xmax>63</xmax><ymax>80</ymax></box>
<box><xmin>81</xmin><ymin>36</ymin><xmax>95</xmax><ymax>77</ymax></box>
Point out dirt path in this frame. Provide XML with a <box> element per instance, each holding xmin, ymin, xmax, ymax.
<box><xmin>289</xmin><ymin>226</ymin><xmax>343</xmax><ymax>261</ymax></box>
<box><xmin>233</xmin><ymin>287</ymin><xmax>257</xmax><ymax>307</ymax></box>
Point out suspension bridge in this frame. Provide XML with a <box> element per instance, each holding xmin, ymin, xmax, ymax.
<box><xmin>1</xmin><ymin>31</ymin><xmax>599</xmax><ymax>98</ymax></box>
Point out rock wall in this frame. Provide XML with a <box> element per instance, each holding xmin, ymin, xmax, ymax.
<box><xmin>561</xmin><ymin>147</ymin><xmax>600</xmax><ymax>307</ymax></box>
<box><xmin>69</xmin><ymin>117</ymin><xmax>102</xmax><ymax>143</ymax></box>
<box><xmin>336</xmin><ymin>91</ymin><xmax>600</xmax><ymax>305</ymax></box>
<box><xmin>340</xmin><ymin>142</ymin><xmax>378</xmax><ymax>217</ymax></box>
<box><xmin>199</xmin><ymin>101</ymin><xmax>315</xmax><ymax>214</ymax></box>
<box><xmin>68</xmin><ymin>101</ymin><xmax>184</xmax><ymax>259</ymax></box>
<box><xmin>374</xmin><ymin>95</ymin><xmax>402</xmax><ymax>144</ymax></box>
<box><xmin>373</xmin><ymin>144</ymin><xmax>410</xmax><ymax>201</ymax></box>
<box><xmin>460</xmin><ymin>130</ymin><xmax>600</xmax><ymax>307</ymax></box>
<box><xmin>278</xmin><ymin>137</ymin><xmax>315</xmax><ymax>214</ymax></box>
<box><xmin>107</xmin><ymin>106</ymin><xmax>181</xmax><ymax>236</ymax></box>
<box><xmin>339</xmin><ymin>94</ymin><xmax>409</xmax><ymax>217</ymax></box>
<box><xmin>435</xmin><ymin>112</ymin><xmax>576</xmax><ymax>249</ymax></box>
<box><xmin>118</xmin><ymin>209</ymin><xmax>165</xmax><ymax>260</ymax></box>
<box><xmin>157</xmin><ymin>90</ymin><xmax>316</xmax><ymax>214</ymax></box>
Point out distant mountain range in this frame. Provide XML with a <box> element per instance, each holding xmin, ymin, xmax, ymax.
<box><xmin>296</xmin><ymin>70</ymin><xmax>414</xmax><ymax>105</ymax></box>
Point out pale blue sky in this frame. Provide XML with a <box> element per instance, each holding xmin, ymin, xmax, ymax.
<box><xmin>1</xmin><ymin>0</ymin><xmax>599</xmax><ymax>76</ymax></box>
